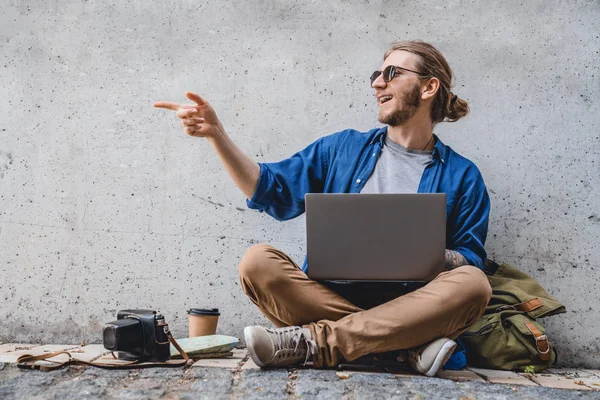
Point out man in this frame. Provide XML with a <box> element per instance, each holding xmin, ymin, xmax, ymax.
<box><xmin>155</xmin><ymin>40</ymin><xmax>492</xmax><ymax>377</ymax></box>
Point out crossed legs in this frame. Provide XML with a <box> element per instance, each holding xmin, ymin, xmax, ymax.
<box><xmin>239</xmin><ymin>244</ymin><xmax>491</xmax><ymax>368</ymax></box>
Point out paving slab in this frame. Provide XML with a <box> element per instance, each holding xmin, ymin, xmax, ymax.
<box><xmin>468</xmin><ymin>367</ymin><xmax>539</xmax><ymax>386</ymax></box>
<box><xmin>581</xmin><ymin>369</ymin><xmax>600</xmax><ymax>378</ymax></box>
<box><xmin>66</xmin><ymin>344</ymin><xmax>111</xmax><ymax>362</ymax></box>
<box><xmin>191</xmin><ymin>348</ymin><xmax>246</xmax><ymax>369</ymax></box>
<box><xmin>437</xmin><ymin>368</ymin><xmax>487</xmax><ymax>383</ymax></box>
<box><xmin>0</xmin><ymin>354</ymin><xmax>22</xmax><ymax>364</ymax></box>
<box><xmin>571</xmin><ymin>377</ymin><xmax>600</xmax><ymax>390</ymax></box>
<box><xmin>192</xmin><ymin>356</ymin><xmax>244</xmax><ymax>369</ymax></box>
<box><xmin>546</xmin><ymin>368</ymin><xmax>597</xmax><ymax>378</ymax></box>
<box><xmin>0</xmin><ymin>344</ymin><xmax>37</xmax><ymax>354</ymax></box>
<box><xmin>545</xmin><ymin>368</ymin><xmax>600</xmax><ymax>389</ymax></box>
<box><xmin>529</xmin><ymin>373</ymin><xmax>593</xmax><ymax>391</ymax></box>
<box><xmin>4</xmin><ymin>343</ymin><xmax>600</xmax><ymax>399</ymax></box>
<box><xmin>17</xmin><ymin>344</ymin><xmax>81</xmax><ymax>354</ymax></box>
<box><xmin>240</xmin><ymin>356</ymin><xmax>261</xmax><ymax>370</ymax></box>
<box><xmin>231</xmin><ymin>349</ymin><xmax>248</xmax><ymax>359</ymax></box>
<box><xmin>92</xmin><ymin>353</ymin><xmax>134</xmax><ymax>365</ymax></box>
<box><xmin>0</xmin><ymin>344</ymin><xmax>79</xmax><ymax>364</ymax></box>
<box><xmin>26</xmin><ymin>354</ymin><xmax>73</xmax><ymax>369</ymax></box>
<box><xmin>91</xmin><ymin>353</ymin><xmax>188</xmax><ymax>368</ymax></box>
<box><xmin>3</xmin><ymin>360</ymin><xmax>600</xmax><ymax>399</ymax></box>
<box><xmin>384</xmin><ymin>364</ymin><xmax>421</xmax><ymax>378</ymax></box>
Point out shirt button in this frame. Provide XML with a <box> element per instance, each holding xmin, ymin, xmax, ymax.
<box><xmin>356</xmin><ymin>179</ymin><xmax>361</xmax><ymax>183</ymax></box>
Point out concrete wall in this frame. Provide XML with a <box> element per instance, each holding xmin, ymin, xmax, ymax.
<box><xmin>1</xmin><ymin>0</ymin><xmax>598</xmax><ymax>367</ymax></box>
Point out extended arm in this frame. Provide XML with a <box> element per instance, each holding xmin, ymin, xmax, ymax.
<box><xmin>208</xmin><ymin>127</ymin><xmax>260</xmax><ymax>200</ymax></box>
<box><xmin>154</xmin><ymin>92</ymin><xmax>260</xmax><ymax>200</ymax></box>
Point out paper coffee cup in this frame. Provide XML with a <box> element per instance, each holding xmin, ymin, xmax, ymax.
<box><xmin>188</xmin><ymin>308</ymin><xmax>220</xmax><ymax>337</ymax></box>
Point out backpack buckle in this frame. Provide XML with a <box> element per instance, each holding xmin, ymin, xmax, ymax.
<box><xmin>495</xmin><ymin>305</ymin><xmax>516</xmax><ymax>312</ymax></box>
<box><xmin>535</xmin><ymin>335</ymin><xmax>550</xmax><ymax>355</ymax></box>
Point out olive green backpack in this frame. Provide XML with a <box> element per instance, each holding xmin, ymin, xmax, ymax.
<box><xmin>460</xmin><ymin>260</ymin><xmax>566</xmax><ymax>372</ymax></box>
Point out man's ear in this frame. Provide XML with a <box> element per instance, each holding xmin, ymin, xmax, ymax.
<box><xmin>421</xmin><ymin>77</ymin><xmax>440</xmax><ymax>100</ymax></box>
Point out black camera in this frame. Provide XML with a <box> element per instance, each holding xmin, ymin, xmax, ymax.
<box><xmin>103</xmin><ymin>309</ymin><xmax>171</xmax><ymax>362</ymax></box>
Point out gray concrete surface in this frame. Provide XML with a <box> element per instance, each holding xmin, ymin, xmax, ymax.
<box><xmin>2</xmin><ymin>347</ymin><xmax>600</xmax><ymax>397</ymax></box>
<box><xmin>1</xmin><ymin>363</ymin><xmax>599</xmax><ymax>400</ymax></box>
<box><xmin>0</xmin><ymin>0</ymin><xmax>599</xmax><ymax>367</ymax></box>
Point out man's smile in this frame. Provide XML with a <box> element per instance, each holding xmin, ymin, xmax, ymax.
<box><xmin>377</xmin><ymin>94</ymin><xmax>393</xmax><ymax>105</ymax></box>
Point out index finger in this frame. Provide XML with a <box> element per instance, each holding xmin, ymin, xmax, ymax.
<box><xmin>153</xmin><ymin>101</ymin><xmax>180</xmax><ymax>111</ymax></box>
<box><xmin>186</xmin><ymin>92</ymin><xmax>208</xmax><ymax>106</ymax></box>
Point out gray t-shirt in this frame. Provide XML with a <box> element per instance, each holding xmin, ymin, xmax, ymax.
<box><xmin>361</xmin><ymin>136</ymin><xmax>433</xmax><ymax>194</ymax></box>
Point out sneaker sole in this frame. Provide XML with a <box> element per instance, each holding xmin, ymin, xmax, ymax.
<box><xmin>244</xmin><ymin>326</ymin><xmax>267</xmax><ymax>368</ymax></box>
<box><xmin>424</xmin><ymin>340</ymin><xmax>457</xmax><ymax>377</ymax></box>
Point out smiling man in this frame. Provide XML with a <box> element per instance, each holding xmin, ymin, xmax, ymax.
<box><xmin>155</xmin><ymin>40</ymin><xmax>492</xmax><ymax>376</ymax></box>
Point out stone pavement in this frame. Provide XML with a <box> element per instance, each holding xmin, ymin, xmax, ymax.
<box><xmin>1</xmin><ymin>344</ymin><xmax>600</xmax><ymax>399</ymax></box>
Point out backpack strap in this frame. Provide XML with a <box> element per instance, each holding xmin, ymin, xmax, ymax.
<box><xmin>483</xmin><ymin>259</ymin><xmax>500</xmax><ymax>276</ymax></box>
<box><xmin>524</xmin><ymin>321</ymin><xmax>551</xmax><ymax>361</ymax></box>
<box><xmin>516</xmin><ymin>298</ymin><xmax>544</xmax><ymax>313</ymax></box>
<box><xmin>494</xmin><ymin>298</ymin><xmax>544</xmax><ymax>313</ymax></box>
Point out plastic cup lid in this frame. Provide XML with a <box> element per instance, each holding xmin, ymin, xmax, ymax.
<box><xmin>188</xmin><ymin>308</ymin><xmax>220</xmax><ymax>316</ymax></box>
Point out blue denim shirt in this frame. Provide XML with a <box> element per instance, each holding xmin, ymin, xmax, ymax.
<box><xmin>247</xmin><ymin>126</ymin><xmax>490</xmax><ymax>270</ymax></box>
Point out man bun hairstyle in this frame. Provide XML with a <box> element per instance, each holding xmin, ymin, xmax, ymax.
<box><xmin>384</xmin><ymin>40</ymin><xmax>469</xmax><ymax>124</ymax></box>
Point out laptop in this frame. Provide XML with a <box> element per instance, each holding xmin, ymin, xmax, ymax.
<box><xmin>305</xmin><ymin>193</ymin><xmax>446</xmax><ymax>282</ymax></box>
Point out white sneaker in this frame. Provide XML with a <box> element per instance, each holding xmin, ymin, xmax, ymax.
<box><xmin>244</xmin><ymin>325</ymin><xmax>317</xmax><ymax>368</ymax></box>
<box><xmin>408</xmin><ymin>338</ymin><xmax>456</xmax><ymax>377</ymax></box>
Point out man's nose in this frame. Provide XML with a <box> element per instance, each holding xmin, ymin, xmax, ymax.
<box><xmin>371</xmin><ymin>74</ymin><xmax>386</xmax><ymax>89</ymax></box>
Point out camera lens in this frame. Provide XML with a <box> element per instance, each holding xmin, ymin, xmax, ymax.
<box><xmin>103</xmin><ymin>318</ymin><xmax>143</xmax><ymax>352</ymax></box>
<box><xmin>104</xmin><ymin>328</ymin><xmax>117</xmax><ymax>349</ymax></box>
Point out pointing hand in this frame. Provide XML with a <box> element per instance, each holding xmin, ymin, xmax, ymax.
<box><xmin>154</xmin><ymin>92</ymin><xmax>222</xmax><ymax>138</ymax></box>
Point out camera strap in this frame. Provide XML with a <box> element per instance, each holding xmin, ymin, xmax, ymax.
<box><xmin>16</xmin><ymin>327</ymin><xmax>191</xmax><ymax>372</ymax></box>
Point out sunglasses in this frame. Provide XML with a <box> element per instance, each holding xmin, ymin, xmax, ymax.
<box><xmin>370</xmin><ymin>65</ymin><xmax>429</xmax><ymax>85</ymax></box>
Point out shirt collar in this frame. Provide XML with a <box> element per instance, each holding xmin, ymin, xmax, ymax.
<box><xmin>374</xmin><ymin>127</ymin><xmax>448</xmax><ymax>163</ymax></box>
<box><xmin>432</xmin><ymin>134</ymin><xmax>448</xmax><ymax>163</ymax></box>
<box><xmin>370</xmin><ymin>127</ymin><xmax>387</xmax><ymax>145</ymax></box>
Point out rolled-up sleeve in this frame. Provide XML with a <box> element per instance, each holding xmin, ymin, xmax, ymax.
<box><xmin>449</xmin><ymin>176</ymin><xmax>490</xmax><ymax>269</ymax></box>
<box><xmin>246</xmin><ymin>137</ymin><xmax>330</xmax><ymax>221</ymax></box>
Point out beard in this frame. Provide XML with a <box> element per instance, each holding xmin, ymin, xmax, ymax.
<box><xmin>378</xmin><ymin>82</ymin><xmax>421</xmax><ymax>127</ymax></box>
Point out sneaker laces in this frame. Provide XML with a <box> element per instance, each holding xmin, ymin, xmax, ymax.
<box><xmin>406</xmin><ymin>346</ymin><xmax>423</xmax><ymax>366</ymax></box>
<box><xmin>271</xmin><ymin>327</ymin><xmax>317</xmax><ymax>366</ymax></box>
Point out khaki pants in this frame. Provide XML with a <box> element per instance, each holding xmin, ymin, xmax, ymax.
<box><xmin>239</xmin><ymin>244</ymin><xmax>492</xmax><ymax>368</ymax></box>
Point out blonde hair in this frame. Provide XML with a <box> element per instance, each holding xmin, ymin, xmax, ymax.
<box><xmin>384</xmin><ymin>40</ymin><xmax>469</xmax><ymax>124</ymax></box>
